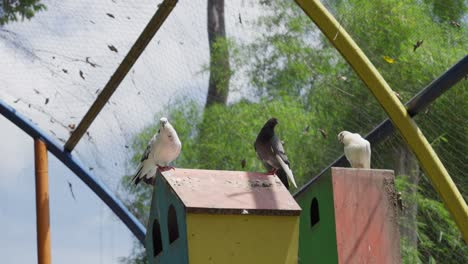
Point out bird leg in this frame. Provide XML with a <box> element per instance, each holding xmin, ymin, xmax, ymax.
<box><xmin>157</xmin><ymin>165</ymin><xmax>175</xmax><ymax>172</ymax></box>
<box><xmin>143</xmin><ymin>177</ymin><xmax>156</xmax><ymax>186</ymax></box>
<box><xmin>266</xmin><ymin>168</ymin><xmax>278</xmax><ymax>175</ymax></box>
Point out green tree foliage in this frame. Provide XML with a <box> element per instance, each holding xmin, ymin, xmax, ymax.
<box><xmin>0</xmin><ymin>0</ymin><xmax>46</xmax><ymax>25</ymax></box>
<box><xmin>396</xmin><ymin>175</ymin><xmax>467</xmax><ymax>263</ymax></box>
<box><xmin>425</xmin><ymin>0</ymin><xmax>467</xmax><ymax>22</ymax></box>
<box><xmin>121</xmin><ymin>0</ymin><xmax>467</xmax><ymax>263</ymax></box>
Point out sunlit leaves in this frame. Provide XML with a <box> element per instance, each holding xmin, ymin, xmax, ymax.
<box><xmin>383</xmin><ymin>55</ymin><xmax>396</xmax><ymax>64</ymax></box>
<box><xmin>0</xmin><ymin>0</ymin><xmax>46</xmax><ymax>25</ymax></box>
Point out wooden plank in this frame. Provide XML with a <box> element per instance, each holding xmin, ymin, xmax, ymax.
<box><xmin>331</xmin><ymin>167</ymin><xmax>400</xmax><ymax>264</ymax></box>
<box><xmin>65</xmin><ymin>0</ymin><xmax>178</xmax><ymax>152</ymax></box>
<box><xmin>161</xmin><ymin>169</ymin><xmax>301</xmax><ymax>215</ymax></box>
<box><xmin>35</xmin><ymin>139</ymin><xmax>51</xmax><ymax>264</ymax></box>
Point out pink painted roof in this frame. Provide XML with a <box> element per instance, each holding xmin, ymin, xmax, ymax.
<box><xmin>160</xmin><ymin>169</ymin><xmax>301</xmax><ymax>216</ymax></box>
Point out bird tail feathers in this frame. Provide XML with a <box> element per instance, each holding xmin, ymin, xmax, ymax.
<box><xmin>364</xmin><ymin>141</ymin><xmax>371</xmax><ymax>169</ymax></box>
<box><xmin>131</xmin><ymin>164</ymin><xmax>144</xmax><ymax>185</ymax></box>
<box><xmin>275</xmin><ymin>154</ymin><xmax>297</xmax><ymax>188</ymax></box>
<box><xmin>276</xmin><ymin>169</ymin><xmax>290</xmax><ymax>190</ymax></box>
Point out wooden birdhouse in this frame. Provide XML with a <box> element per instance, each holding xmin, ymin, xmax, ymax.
<box><xmin>145</xmin><ymin>168</ymin><xmax>301</xmax><ymax>264</ymax></box>
<box><xmin>295</xmin><ymin>167</ymin><xmax>401</xmax><ymax>264</ymax></box>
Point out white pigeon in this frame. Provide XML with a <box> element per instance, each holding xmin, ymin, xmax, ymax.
<box><xmin>338</xmin><ymin>131</ymin><xmax>371</xmax><ymax>169</ymax></box>
<box><xmin>132</xmin><ymin>117</ymin><xmax>182</xmax><ymax>185</ymax></box>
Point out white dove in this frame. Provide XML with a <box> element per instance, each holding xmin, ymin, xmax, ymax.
<box><xmin>338</xmin><ymin>131</ymin><xmax>371</xmax><ymax>169</ymax></box>
<box><xmin>132</xmin><ymin>117</ymin><xmax>181</xmax><ymax>185</ymax></box>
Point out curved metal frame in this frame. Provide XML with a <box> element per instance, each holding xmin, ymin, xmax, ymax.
<box><xmin>0</xmin><ymin>0</ymin><xmax>179</xmax><ymax>247</ymax></box>
<box><xmin>294</xmin><ymin>0</ymin><xmax>467</xmax><ymax>240</ymax></box>
<box><xmin>0</xmin><ymin>100</ymin><xmax>146</xmax><ymax>243</ymax></box>
<box><xmin>295</xmin><ymin>56</ymin><xmax>468</xmax><ymax>197</ymax></box>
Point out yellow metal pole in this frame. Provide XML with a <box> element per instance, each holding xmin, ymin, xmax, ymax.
<box><xmin>35</xmin><ymin>139</ymin><xmax>51</xmax><ymax>264</ymax></box>
<box><xmin>294</xmin><ymin>0</ymin><xmax>468</xmax><ymax>240</ymax></box>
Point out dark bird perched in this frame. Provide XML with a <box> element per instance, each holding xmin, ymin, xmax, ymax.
<box><xmin>413</xmin><ymin>40</ymin><xmax>423</xmax><ymax>52</ymax></box>
<box><xmin>254</xmin><ymin>118</ymin><xmax>297</xmax><ymax>189</ymax></box>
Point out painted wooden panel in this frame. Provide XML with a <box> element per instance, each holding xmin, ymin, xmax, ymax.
<box><xmin>146</xmin><ymin>172</ymin><xmax>189</xmax><ymax>264</ymax></box>
<box><xmin>162</xmin><ymin>169</ymin><xmax>301</xmax><ymax>215</ymax></box>
<box><xmin>146</xmin><ymin>169</ymin><xmax>302</xmax><ymax>263</ymax></box>
<box><xmin>186</xmin><ymin>214</ymin><xmax>300</xmax><ymax>264</ymax></box>
<box><xmin>296</xmin><ymin>170</ymin><xmax>339</xmax><ymax>264</ymax></box>
<box><xmin>332</xmin><ymin>167</ymin><xmax>401</xmax><ymax>264</ymax></box>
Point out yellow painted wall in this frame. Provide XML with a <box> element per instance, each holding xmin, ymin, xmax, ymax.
<box><xmin>186</xmin><ymin>214</ymin><xmax>299</xmax><ymax>264</ymax></box>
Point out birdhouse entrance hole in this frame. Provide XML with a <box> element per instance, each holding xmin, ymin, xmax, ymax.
<box><xmin>167</xmin><ymin>205</ymin><xmax>179</xmax><ymax>243</ymax></box>
<box><xmin>310</xmin><ymin>197</ymin><xmax>320</xmax><ymax>228</ymax></box>
<box><xmin>152</xmin><ymin>219</ymin><xmax>163</xmax><ymax>257</ymax></box>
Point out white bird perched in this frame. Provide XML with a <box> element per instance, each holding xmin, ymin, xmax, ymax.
<box><xmin>132</xmin><ymin>117</ymin><xmax>181</xmax><ymax>185</ymax></box>
<box><xmin>338</xmin><ymin>131</ymin><xmax>371</xmax><ymax>169</ymax></box>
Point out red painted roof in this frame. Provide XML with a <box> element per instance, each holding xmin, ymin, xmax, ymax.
<box><xmin>159</xmin><ymin>169</ymin><xmax>301</xmax><ymax>216</ymax></box>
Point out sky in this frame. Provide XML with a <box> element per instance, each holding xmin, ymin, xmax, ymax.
<box><xmin>0</xmin><ymin>115</ymin><xmax>135</xmax><ymax>263</ymax></box>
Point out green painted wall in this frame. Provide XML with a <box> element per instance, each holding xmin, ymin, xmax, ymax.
<box><xmin>296</xmin><ymin>171</ymin><xmax>338</xmax><ymax>263</ymax></box>
<box><xmin>146</xmin><ymin>173</ymin><xmax>189</xmax><ymax>264</ymax></box>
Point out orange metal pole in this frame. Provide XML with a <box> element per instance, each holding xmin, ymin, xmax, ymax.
<box><xmin>35</xmin><ymin>139</ymin><xmax>51</xmax><ymax>264</ymax></box>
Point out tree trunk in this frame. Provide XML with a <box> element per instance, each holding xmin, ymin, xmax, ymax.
<box><xmin>206</xmin><ymin>0</ymin><xmax>230</xmax><ymax>107</ymax></box>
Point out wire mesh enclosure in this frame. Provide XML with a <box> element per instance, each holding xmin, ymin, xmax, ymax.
<box><xmin>1</xmin><ymin>0</ymin><xmax>467</xmax><ymax>263</ymax></box>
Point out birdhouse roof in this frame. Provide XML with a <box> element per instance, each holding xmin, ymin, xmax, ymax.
<box><xmin>159</xmin><ymin>169</ymin><xmax>301</xmax><ymax>216</ymax></box>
